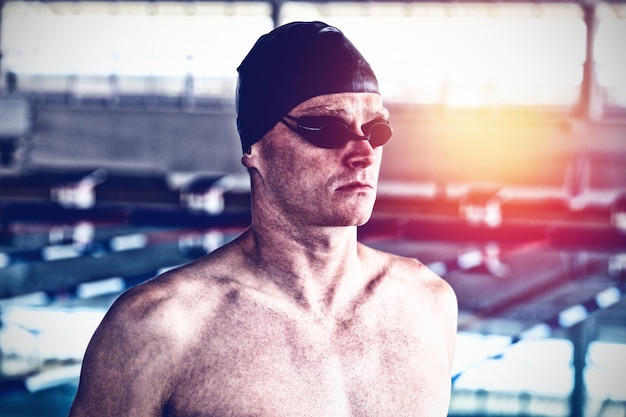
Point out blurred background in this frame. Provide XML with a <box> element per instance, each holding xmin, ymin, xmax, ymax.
<box><xmin>0</xmin><ymin>0</ymin><xmax>625</xmax><ymax>416</ymax></box>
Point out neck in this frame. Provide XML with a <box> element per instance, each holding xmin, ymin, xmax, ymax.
<box><xmin>238</xmin><ymin>216</ymin><xmax>362</xmax><ymax>318</ymax></box>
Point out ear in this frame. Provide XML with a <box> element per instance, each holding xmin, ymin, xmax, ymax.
<box><xmin>241</xmin><ymin>145</ymin><xmax>260</xmax><ymax>170</ymax></box>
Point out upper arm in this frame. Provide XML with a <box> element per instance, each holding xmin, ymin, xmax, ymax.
<box><xmin>427</xmin><ymin>263</ymin><xmax>458</xmax><ymax>368</ymax></box>
<box><xmin>438</xmin><ymin>277</ymin><xmax>458</xmax><ymax>367</ymax></box>
<box><xmin>69</xmin><ymin>287</ymin><xmax>179</xmax><ymax>417</ymax></box>
<box><xmin>411</xmin><ymin>258</ymin><xmax>459</xmax><ymax>367</ymax></box>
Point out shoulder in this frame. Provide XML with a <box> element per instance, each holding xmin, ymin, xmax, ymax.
<box><xmin>361</xmin><ymin>243</ymin><xmax>457</xmax><ymax>310</ymax></box>
<box><xmin>99</xmin><ymin>235</ymin><xmax>253</xmax><ymax>343</ymax></box>
<box><xmin>98</xmin><ymin>258</ymin><xmax>234</xmax><ymax>346</ymax></box>
<box><xmin>83</xmin><ymin>249</ymin><xmax>245</xmax><ymax>373</ymax></box>
<box><xmin>71</xmin><ymin>259</ymin><xmax>238</xmax><ymax>415</ymax></box>
<box><xmin>359</xmin><ymin>242</ymin><xmax>443</xmax><ymax>283</ymax></box>
<box><xmin>360</xmin><ymin>244</ymin><xmax>458</xmax><ymax>361</ymax></box>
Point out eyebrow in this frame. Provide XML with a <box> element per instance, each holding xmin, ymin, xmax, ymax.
<box><xmin>298</xmin><ymin>106</ymin><xmax>389</xmax><ymax>120</ymax></box>
<box><xmin>298</xmin><ymin>105</ymin><xmax>345</xmax><ymax>116</ymax></box>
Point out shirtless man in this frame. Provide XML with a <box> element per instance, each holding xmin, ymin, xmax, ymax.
<box><xmin>69</xmin><ymin>21</ymin><xmax>457</xmax><ymax>417</ymax></box>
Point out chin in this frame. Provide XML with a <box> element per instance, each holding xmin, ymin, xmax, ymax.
<box><xmin>332</xmin><ymin>209</ymin><xmax>374</xmax><ymax>227</ymax></box>
<box><xmin>355</xmin><ymin>214</ymin><xmax>373</xmax><ymax>227</ymax></box>
<box><xmin>353</xmin><ymin>202</ymin><xmax>376</xmax><ymax>225</ymax></box>
<box><xmin>316</xmin><ymin>197</ymin><xmax>376</xmax><ymax>227</ymax></box>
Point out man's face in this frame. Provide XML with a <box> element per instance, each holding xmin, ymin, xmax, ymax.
<box><xmin>247</xmin><ymin>92</ymin><xmax>389</xmax><ymax>228</ymax></box>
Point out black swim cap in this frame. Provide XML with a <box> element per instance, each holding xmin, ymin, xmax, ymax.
<box><xmin>236</xmin><ymin>21</ymin><xmax>380</xmax><ymax>153</ymax></box>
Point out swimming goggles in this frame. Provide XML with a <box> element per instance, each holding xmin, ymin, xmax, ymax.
<box><xmin>281</xmin><ymin>114</ymin><xmax>393</xmax><ymax>149</ymax></box>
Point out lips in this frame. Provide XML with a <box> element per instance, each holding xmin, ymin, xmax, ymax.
<box><xmin>336</xmin><ymin>181</ymin><xmax>374</xmax><ymax>192</ymax></box>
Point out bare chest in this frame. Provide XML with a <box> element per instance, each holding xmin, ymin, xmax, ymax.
<box><xmin>166</xmin><ymin>305</ymin><xmax>451</xmax><ymax>417</ymax></box>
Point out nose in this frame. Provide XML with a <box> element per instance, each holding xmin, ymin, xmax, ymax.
<box><xmin>344</xmin><ymin>137</ymin><xmax>378</xmax><ymax>169</ymax></box>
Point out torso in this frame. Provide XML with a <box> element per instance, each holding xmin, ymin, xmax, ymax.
<box><xmin>148</xmin><ymin>245</ymin><xmax>455</xmax><ymax>417</ymax></box>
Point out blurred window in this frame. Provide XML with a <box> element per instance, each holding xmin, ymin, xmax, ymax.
<box><xmin>1</xmin><ymin>1</ymin><xmax>624</xmax><ymax>112</ymax></box>
<box><xmin>594</xmin><ymin>3</ymin><xmax>626</xmax><ymax>111</ymax></box>
<box><xmin>282</xmin><ymin>2</ymin><xmax>587</xmax><ymax>108</ymax></box>
<box><xmin>0</xmin><ymin>1</ymin><xmax>273</xmax><ymax>97</ymax></box>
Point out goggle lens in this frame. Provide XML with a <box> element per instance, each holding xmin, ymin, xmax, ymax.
<box><xmin>282</xmin><ymin>115</ymin><xmax>392</xmax><ymax>149</ymax></box>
